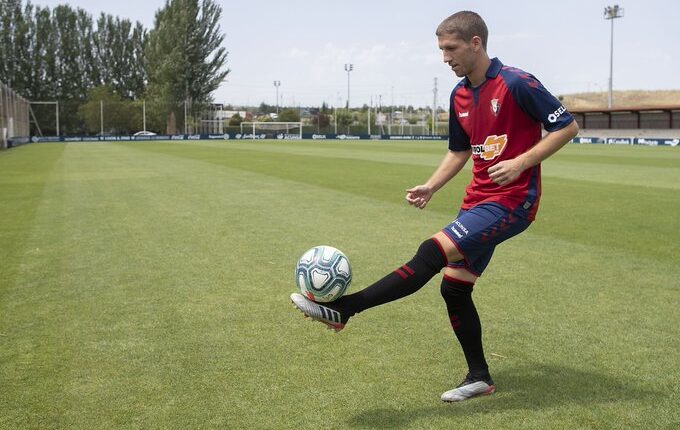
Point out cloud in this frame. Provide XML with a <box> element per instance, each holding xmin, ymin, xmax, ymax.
<box><xmin>493</xmin><ymin>32</ymin><xmax>538</xmax><ymax>41</ymax></box>
<box><xmin>221</xmin><ymin>39</ymin><xmax>458</xmax><ymax>107</ymax></box>
<box><xmin>283</xmin><ymin>47</ymin><xmax>311</xmax><ymax>59</ymax></box>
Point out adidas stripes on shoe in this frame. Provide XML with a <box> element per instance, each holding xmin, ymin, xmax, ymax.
<box><xmin>290</xmin><ymin>293</ymin><xmax>347</xmax><ymax>332</ymax></box>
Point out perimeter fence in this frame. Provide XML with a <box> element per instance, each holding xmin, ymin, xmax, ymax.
<box><xmin>0</xmin><ymin>82</ymin><xmax>30</xmax><ymax>149</ymax></box>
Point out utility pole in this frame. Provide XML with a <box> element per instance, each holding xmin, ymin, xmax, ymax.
<box><xmin>184</xmin><ymin>80</ymin><xmax>189</xmax><ymax>134</ymax></box>
<box><xmin>432</xmin><ymin>77</ymin><xmax>438</xmax><ymax>135</ymax></box>
<box><xmin>368</xmin><ymin>96</ymin><xmax>372</xmax><ymax>135</ymax></box>
<box><xmin>389</xmin><ymin>86</ymin><xmax>394</xmax><ymax>135</ymax></box>
<box><xmin>378</xmin><ymin>94</ymin><xmax>384</xmax><ymax>134</ymax></box>
<box><xmin>604</xmin><ymin>5</ymin><xmax>624</xmax><ymax>108</ymax></box>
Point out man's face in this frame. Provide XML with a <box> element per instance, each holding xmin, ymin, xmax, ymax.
<box><xmin>437</xmin><ymin>33</ymin><xmax>478</xmax><ymax>78</ymax></box>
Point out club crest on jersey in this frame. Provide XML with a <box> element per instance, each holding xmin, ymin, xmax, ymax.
<box><xmin>490</xmin><ymin>99</ymin><xmax>500</xmax><ymax>116</ymax></box>
<box><xmin>472</xmin><ymin>134</ymin><xmax>508</xmax><ymax>161</ymax></box>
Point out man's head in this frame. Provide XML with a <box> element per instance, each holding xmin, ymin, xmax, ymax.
<box><xmin>436</xmin><ymin>11</ymin><xmax>490</xmax><ymax>83</ymax></box>
<box><xmin>436</xmin><ymin>11</ymin><xmax>488</xmax><ymax>50</ymax></box>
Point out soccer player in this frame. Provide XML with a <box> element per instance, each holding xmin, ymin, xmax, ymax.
<box><xmin>291</xmin><ymin>11</ymin><xmax>579</xmax><ymax>402</ymax></box>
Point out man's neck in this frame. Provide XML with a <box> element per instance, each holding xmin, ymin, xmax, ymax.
<box><xmin>468</xmin><ymin>56</ymin><xmax>492</xmax><ymax>88</ymax></box>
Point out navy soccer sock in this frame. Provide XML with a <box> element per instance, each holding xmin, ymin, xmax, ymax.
<box><xmin>332</xmin><ymin>238</ymin><xmax>448</xmax><ymax>318</ymax></box>
<box><xmin>440</xmin><ymin>276</ymin><xmax>490</xmax><ymax>378</ymax></box>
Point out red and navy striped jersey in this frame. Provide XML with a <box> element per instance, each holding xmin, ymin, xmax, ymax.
<box><xmin>448</xmin><ymin>57</ymin><xmax>574</xmax><ymax>220</ymax></box>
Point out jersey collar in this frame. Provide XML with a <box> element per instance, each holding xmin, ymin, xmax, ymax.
<box><xmin>486</xmin><ymin>57</ymin><xmax>503</xmax><ymax>79</ymax></box>
<box><xmin>463</xmin><ymin>57</ymin><xmax>503</xmax><ymax>87</ymax></box>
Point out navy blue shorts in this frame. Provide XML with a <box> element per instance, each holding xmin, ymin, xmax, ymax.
<box><xmin>442</xmin><ymin>202</ymin><xmax>531</xmax><ymax>276</ymax></box>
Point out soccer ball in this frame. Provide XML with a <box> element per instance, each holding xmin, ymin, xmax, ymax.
<box><xmin>295</xmin><ymin>246</ymin><xmax>352</xmax><ymax>302</ymax></box>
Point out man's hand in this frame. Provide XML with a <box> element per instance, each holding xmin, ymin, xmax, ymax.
<box><xmin>487</xmin><ymin>158</ymin><xmax>526</xmax><ymax>186</ymax></box>
<box><xmin>404</xmin><ymin>148</ymin><xmax>471</xmax><ymax>210</ymax></box>
<box><xmin>406</xmin><ymin>185</ymin><xmax>434</xmax><ymax>209</ymax></box>
<box><xmin>488</xmin><ymin>121</ymin><xmax>579</xmax><ymax>186</ymax></box>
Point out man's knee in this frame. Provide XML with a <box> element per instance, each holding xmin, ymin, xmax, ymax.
<box><xmin>440</xmin><ymin>276</ymin><xmax>474</xmax><ymax>301</ymax></box>
<box><xmin>413</xmin><ymin>237</ymin><xmax>448</xmax><ymax>270</ymax></box>
<box><xmin>432</xmin><ymin>231</ymin><xmax>464</xmax><ymax>262</ymax></box>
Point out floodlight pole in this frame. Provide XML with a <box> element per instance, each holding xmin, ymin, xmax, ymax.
<box><xmin>100</xmin><ymin>100</ymin><xmax>104</xmax><ymax>136</ymax></box>
<box><xmin>344</xmin><ymin>64</ymin><xmax>353</xmax><ymax>108</ymax></box>
<box><xmin>604</xmin><ymin>5</ymin><xmax>624</xmax><ymax>109</ymax></box>
<box><xmin>143</xmin><ymin>99</ymin><xmax>146</xmax><ymax>132</ymax></box>
<box><xmin>273</xmin><ymin>81</ymin><xmax>281</xmax><ymax>114</ymax></box>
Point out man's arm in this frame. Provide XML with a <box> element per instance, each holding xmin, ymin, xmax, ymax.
<box><xmin>487</xmin><ymin>120</ymin><xmax>579</xmax><ymax>186</ymax></box>
<box><xmin>406</xmin><ymin>149</ymin><xmax>471</xmax><ymax>209</ymax></box>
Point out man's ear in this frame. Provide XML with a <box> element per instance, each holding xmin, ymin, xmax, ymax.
<box><xmin>471</xmin><ymin>36</ymin><xmax>483</xmax><ymax>52</ymax></box>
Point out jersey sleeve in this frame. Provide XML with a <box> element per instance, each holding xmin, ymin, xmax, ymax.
<box><xmin>504</xmin><ymin>70</ymin><xmax>574</xmax><ymax>132</ymax></box>
<box><xmin>448</xmin><ymin>89</ymin><xmax>471</xmax><ymax>151</ymax></box>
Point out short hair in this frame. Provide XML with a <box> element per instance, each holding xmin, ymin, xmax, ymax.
<box><xmin>436</xmin><ymin>11</ymin><xmax>488</xmax><ymax>50</ymax></box>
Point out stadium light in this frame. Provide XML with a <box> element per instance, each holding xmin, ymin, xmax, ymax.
<box><xmin>273</xmin><ymin>81</ymin><xmax>281</xmax><ymax>114</ymax></box>
<box><xmin>344</xmin><ymin>64</ymin><xmax>354</xmax><ymax>108</ymax></box>
<box><xmin>604</xmin><ymin>5</ymin><xmax>624</xmax><ymax>108</ymax></box>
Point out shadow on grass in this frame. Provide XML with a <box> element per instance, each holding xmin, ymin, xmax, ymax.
<box><xmin>346</xmin><ymin>362</ymin><xmax>658</xmax><ymax>429</ymax></box>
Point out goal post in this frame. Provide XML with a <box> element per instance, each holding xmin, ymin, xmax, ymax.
<box><xmin>240</xmin><ymin>121</ymin><xmax>302</xmax><ymax>140</ymax></box>
<box><xmin>29</xmin><ymin>101</ymin><xmax>59</xmax><ymax>137</ymax></box>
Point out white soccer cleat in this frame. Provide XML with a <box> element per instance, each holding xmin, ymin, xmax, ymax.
<box><xmin>290</xmin><ymin>293</ymin><xmax>346</xmax><ymax>332</ymax></box>
<box><xmin>441</xmin><ymin>374</ymin><xmax>496</xmax><ymax>402</ymax></box>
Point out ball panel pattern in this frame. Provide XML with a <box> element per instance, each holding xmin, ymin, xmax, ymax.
<box><xmin>295</xmin><ymin>246</ymin><xmax>352</xmax><ymax>302</ymax></box>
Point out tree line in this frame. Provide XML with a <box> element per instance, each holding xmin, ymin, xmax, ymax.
<box><xmin>0</xmin><ymin>0</ymin><xmax>228</xmax><ymax>135</ymax></box>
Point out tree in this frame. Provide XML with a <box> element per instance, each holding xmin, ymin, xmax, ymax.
<box><xmin>0</xmin><ymin>0</ymin><xmax>30</xmax><ymax>90</ymax></box>
<box><xmin>335</xmin><ymin>109</ymin><xmax>353</xmax><ymax>133</ymax></box>
<box><xmin>228</xmin><ymin>112</ymin><xmax>243</xmax><ymax>126</ymax></box>
<box><xmin>0</xmin><ymin>1</ymin><xmax>149</xmax><ymax>135</ymax></box>
<box><xmin>28</xmin><ymin>5</ymin><xmax>57</xmax><ymax>100</ymax></box>
<box><xmin>93</xmin><ymin>14</ymin><xmax>147</xmax><ymax>99</ymax></box>
<box><xmin>145</xmin><ymin>0</ymin><xmax>229</xmax><ymax>133</ymax></box>
<box><xmin>311</xmin><ymin>113</ymin><xmax>330</xmax><ymax>131</ymax></box>
<box><xmin>78</xmin><ymin>85</ymin><xmax>141</xmax><ymax>134</ymax></box>
<box><xmin>278</xmin><ymin>108</ymin><xmax>300</xmax><ymax>122</ymax></box>
<box><xmin>48</xmin><ymin>5</ymin><xmax>98</xmax><ymax>133</ymax></box>
<box><xmin>258</xmin><ymin>102</ymin><xmax>276</xmax><ymax>115</ymax></box>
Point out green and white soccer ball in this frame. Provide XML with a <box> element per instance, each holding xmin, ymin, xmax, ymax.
<box><xmin>295</xmin><ymin>245</ymin><xmax>352</xmax><ymax>302</ymax></box>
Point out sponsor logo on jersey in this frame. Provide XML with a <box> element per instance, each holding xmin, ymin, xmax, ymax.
<box><xmin>471</xmin><ymin>134</ymin><xmax>508</xmax><ymax>161</ymax></box>
<box><xmin>490</xmin><ymin>99</ymin><xmax>500</xmax><ymax>116</ymax></box>
<box><xmin>458</xmin><ymin>111</ymin><xmax>469</xmax><ymax>118</ymax></box>
<box><xmin>548</xmin><ymin>105</ymin><xmax>567</xmax><ymax>123</ymax></box>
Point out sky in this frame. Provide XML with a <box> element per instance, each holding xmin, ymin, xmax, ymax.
<box><xmin>33</xmin><ymin>0</ymin><xmax>680</xmax><ymax>108</ymax></box>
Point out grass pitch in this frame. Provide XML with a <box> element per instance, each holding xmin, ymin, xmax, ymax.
<box><xmin>1</xmin><ymin>140</ymin><xmax>679</xmax><ymax>429</ymax></box>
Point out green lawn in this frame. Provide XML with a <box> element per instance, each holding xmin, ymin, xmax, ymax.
<box><xmin>1</xmin><ymin>140</ymin><xmax>679</xmax><ymax>429</ymax></box>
